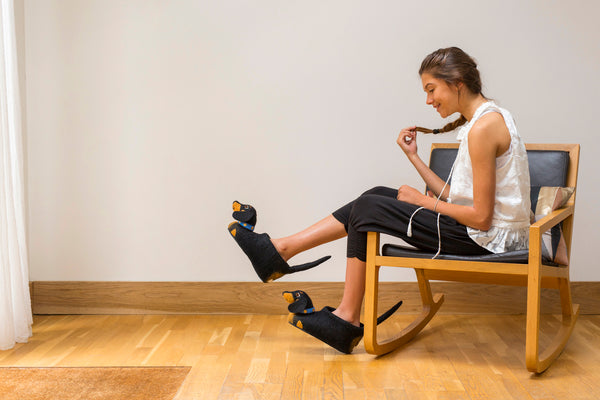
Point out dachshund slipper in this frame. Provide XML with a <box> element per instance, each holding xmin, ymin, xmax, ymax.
<box><xmin>232</xmin><ymin>200</ymin><xmax>256</xmax><ymax>231</ymax></box>
<box><xmin>288</xmin><ymin>300</ymin><xmax>403</xmax><ymax>354</ymax></box>
<box><xmin>228</xmin><ymin>222</ymin><xmax>331</xmax><ymax>282</ymax></box>
<box><xmin>283</xmin><ymin>290</ymin><xmax>315</xmax><ymax>314</ymax></box>
<box><xmin>288</xmin><ymin>306</ymin><xmax>363</xmax><ymax>354</ymax></box>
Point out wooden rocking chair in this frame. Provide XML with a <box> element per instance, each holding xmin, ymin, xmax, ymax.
<box><xmin>363</xmin><ymin>143</ymin><xmax>580</xmax><ymax>373</ymax></box>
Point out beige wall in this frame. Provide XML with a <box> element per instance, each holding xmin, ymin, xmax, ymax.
<box><xmin>21</xmin><ymin>0</ymin><xmax>600</xmax><ymax>281</ymax></box>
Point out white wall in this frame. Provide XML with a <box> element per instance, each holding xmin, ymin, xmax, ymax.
<box><xmin>22</xmin><ymin>0</ymin><xmax>600</xmax><ymax>282</ymax></box>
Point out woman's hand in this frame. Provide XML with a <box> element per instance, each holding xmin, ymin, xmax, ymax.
<box><xmin>397</xmin><ymin>126</ymin><xmax>418</xmax><ymax>157</ymax></box>
<box><xmin>397</xmin><ymin>185</ymin><xmax>425</xmax><ymax>206</ymax></box>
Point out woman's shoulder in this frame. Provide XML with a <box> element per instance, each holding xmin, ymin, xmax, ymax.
<box><xmin>468</xmin><ymin>111</ymin><xmax>511</xmax><ymax>155</ymax></box>
<box><xmin>469</xmin><ymin>111</ymin><xmax>510</xmax><ymax>141</ymax></box>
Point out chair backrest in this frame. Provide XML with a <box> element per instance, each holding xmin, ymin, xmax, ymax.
<box><xmin>428</xmin><ymin>143</ymin><xmax>579</xmax><ymax>207</ymax></box>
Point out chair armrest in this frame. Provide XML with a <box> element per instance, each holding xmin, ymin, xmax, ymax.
<box><xmin>529</xmin><ymin>205</ymin><xmax>574</xmax><ymax>234</ymax></box>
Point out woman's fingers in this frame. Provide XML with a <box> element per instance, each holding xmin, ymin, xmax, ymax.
<box><xmin>400</xmin><ymin>129</ymin><xmax>416</xmax><ymax>145</ymax></box>
<box><xmin>397</xmin><ymin>126</ymin><xmax>418</xmax><ymax>156</ymax></box>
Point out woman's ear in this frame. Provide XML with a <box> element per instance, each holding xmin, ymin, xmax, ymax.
<box><xmin>455</xmin><ymin>81</ymin><xmax>464</xmax><ymax>99</ymax></box>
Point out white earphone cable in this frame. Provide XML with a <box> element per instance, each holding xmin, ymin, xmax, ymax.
<box><xmin>406</xmin><ymin>160</ymin><xmax>456</xmax><ymax>259</ymax></box>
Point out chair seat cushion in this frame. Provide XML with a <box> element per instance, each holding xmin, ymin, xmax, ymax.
<box><xmin>381</xmin><ymin>244</ymin><xmax>531</xmax><ymax>263</ymax></box>
<box><xmin>382</xmin><ymin>244</ymin><xmax>561</xmax><ymax>266</ymax></box>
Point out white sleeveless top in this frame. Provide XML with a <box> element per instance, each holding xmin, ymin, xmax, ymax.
<box><xmin>448</xmin><ymin>101</ymin><xmax>531</xmax><ymax>253</ymax></box>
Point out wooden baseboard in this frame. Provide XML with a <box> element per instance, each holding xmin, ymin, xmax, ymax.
<box><xmin>30</xmin><ymin>281</ymin><xmax>600</xmax><ymax>315</ymax></box>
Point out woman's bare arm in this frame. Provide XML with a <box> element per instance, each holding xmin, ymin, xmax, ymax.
<box><xmin>397</xmin><ymin>113</ymin><xmax>510</xmax><ymax>230</ymax></box>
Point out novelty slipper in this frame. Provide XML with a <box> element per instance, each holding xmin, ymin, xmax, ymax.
<box><xmin>228</xmin><ymin>221</ymin><xmax>331</xmax><ymax>282</ymax></box>
<box><xmin>288</xmin><ymin>300</ymin><xmax>403</xmax><ymax>354</ymax></box>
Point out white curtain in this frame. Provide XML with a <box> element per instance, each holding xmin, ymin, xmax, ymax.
<box><xmin>0</xmin><ymin>0</ymin><xmax>32</xmax><ymax>351</ymax></box>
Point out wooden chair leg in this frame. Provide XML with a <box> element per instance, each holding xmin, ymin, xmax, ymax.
<box><xmin>526</xmin><ymin>274</ymin><xmax>579</xmax><ymax>373</ymax></box>
<box><xmin>363</xmin><ymin>232</ymin><xmax>444</xmax><ymax>355</ymax></box>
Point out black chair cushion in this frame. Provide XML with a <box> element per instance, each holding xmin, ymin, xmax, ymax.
<box><xmin>429</xmin><ymin>148</ymin><xmax>458</xmax><ymax>184</ymax></box>
<box><xmin>428</xmin><ymin>148</ymin><xmax>570</xmax><ymax>188</ymax></box>
<box><xmin>527</xmin><ymin>150</ymin><xmax>569</xmax><ymax>187</ymax></box>
<box><xmin>382</xmin><ymin>244</ymin><xmax>530</xmax><ymax>263</ymax></box>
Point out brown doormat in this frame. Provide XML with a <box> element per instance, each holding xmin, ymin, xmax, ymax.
<box><xmin>0</xmin><ymin>366</ymin><xmax>191</xmax><ymax>400</ymax></box>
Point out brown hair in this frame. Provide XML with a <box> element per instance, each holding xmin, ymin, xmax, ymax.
<box><xmin>415</xmin><ymin>47</ymin><xmax>484</xmax><ymax>134</ymax></box>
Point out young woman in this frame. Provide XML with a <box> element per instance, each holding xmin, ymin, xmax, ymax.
<box><xmin>228</xmin><ymin>47</ymin><xmax>531</xmax><ymax>354</ymax></box>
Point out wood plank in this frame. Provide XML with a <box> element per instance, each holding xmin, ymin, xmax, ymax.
<box><xmin>31</xmin><ymin>281</ymin><xmax>600</xmax><ymax>315</ymax></box>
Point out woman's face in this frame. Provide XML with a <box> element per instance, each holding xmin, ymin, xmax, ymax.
<box><xmin>420</xmin><ymin>73</ymin><xmax>460</xmax><ymax>118</ymax></box>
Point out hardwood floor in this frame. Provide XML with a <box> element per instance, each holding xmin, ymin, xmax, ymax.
<box><xmin>1</xmin><ymin>313</ymin><xmax>599</xmax><ymax>399</ymax></box>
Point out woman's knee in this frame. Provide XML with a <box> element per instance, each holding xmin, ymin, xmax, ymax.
<box><xmin>360</xmin><ymin>186</ymin><xmax>395</xmax><ymax>197</ymax></box>
<box><xmin>348</xmin><ymin>194</ymin><xmax>379</xmax><ymax>227</ymax></box>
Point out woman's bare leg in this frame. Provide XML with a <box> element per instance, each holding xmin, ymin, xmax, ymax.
<box><xmin>272</xmin><ymin>215</ymin><xmax>346</xmax><ymax>262</ymax></box>
<box><xmin>332</xmin><ymin>257</ymin><xmax>365</xmax><ymax>327</ymax></box>
<box><xmin>272</xmin><ymin>215</ymin><xmax>365</xmax><ymax>327</ymax></box>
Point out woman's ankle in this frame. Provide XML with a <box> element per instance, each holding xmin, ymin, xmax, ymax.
<box><xmin>332</xmin><ymin>308</ymin><xmax>360</xmax><ymax>327</ymax></box>
<box><xmin>271</xmin><ymin>238</ymin><xmax>291</xmax><ymax>262</ymax></box>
